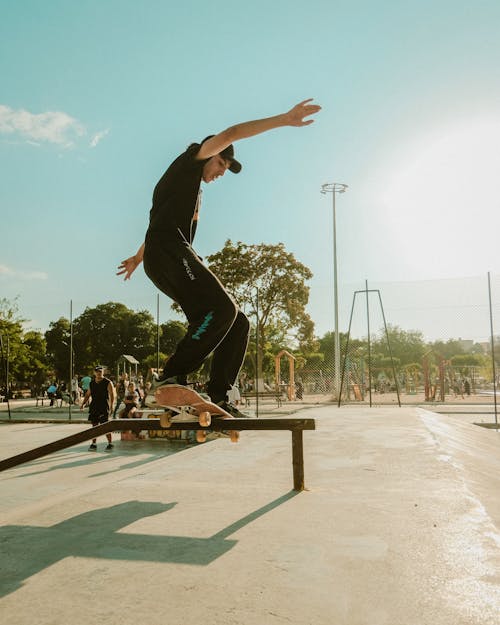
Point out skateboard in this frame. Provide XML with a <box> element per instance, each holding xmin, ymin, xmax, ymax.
<box><xmin>154</xmin><ymin>384</ymin><xmax>239</xmax><ymax>443</ymax></box>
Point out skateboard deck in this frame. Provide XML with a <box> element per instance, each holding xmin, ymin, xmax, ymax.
<box><xmin>154</xmin><ymin>384</ymin><xmax>239</xmax><ymax>443</ymax></box>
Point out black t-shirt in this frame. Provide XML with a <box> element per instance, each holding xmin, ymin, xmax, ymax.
<box><xmin>146</xmin><ymin>144</ymin><xmax>209</xmax><ymax>245</ymax></box>
<box><xmin>89</xmin><ymin>377</ymin><xmax>112</xmax><ymax>416</ymax></box>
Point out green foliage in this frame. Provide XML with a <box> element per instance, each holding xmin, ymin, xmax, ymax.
<box><xmin>371</xmin><ymin>355</ymin><xmax>401</xmax><ymax>371</ymax></box>
<box><xmin>207</xmin><ymin>240</ymin><xmax>313</xmax><ymax>325</ymax></box>
<box><xmin>207</xmin><ymin>240</ymin><xmax>314</xmax><ymax>379</ymax></box>
<box><xmin>45</xmin><ymin>317</ymin><xmax>71</xmax><ymax>379</ymax></box>
<box><xmin>159</xmin><ymin>320</ymin><xmax>187</xmax><ymax>356</ymax></box>
<box><xmin>0</xmin><ymin>298</ymin><xmax>28</xmax><ymax>387</ymax></box>
<box><xmin>295</xmin><ymin>352</ymin><xmax>323</xmax><ymax>373</ymax></box>
<box><xmin>429</xmin><ymin>339</ymin><xmax>465</xmax><ymax>359</ymax></box>
<box><xmin>0</xmin><ymin>297</ymin><xmax>25</xmax><ymax>354</ymax></box>
<box><xmin>318</xmin><ymin>331</ymin><xmax>364</xmax><ymax>361</ymax></box>
<box><xmin>0</xmin><ymin>299</ymin><xmax>49</xmax><ymax>389</ymax></box>
<box><xmin>371</xmin><ymin>325</ymin><xmax>426</xmax><ymax>368</ymax></box>
<box><xmin>142</xmin><ymin>352</ymin><xmax>168</xmax><ymax>372</ymax></box>
<box><xmin>450</xmin><ymin>353</ymin><xmax>487</xmax><ymax>368</ymax></box>
<box><xmin>72</xmin><ymin>303</ymin><xmax>157</xmax><ymax>374</ymax></box>
<box><xmin>17</xmin><ymin>331</ymin><xmax>50</xmax><ymax>389</ymax></box>
<box><xmin>44</xmin><ymin>306</ymin><xmax>183</xmax><ymax>382</ymax></box>
<box><xmin>403</xmin><ymin>362</ymin><xmax>423</xmax><ymax>372</ymax></box>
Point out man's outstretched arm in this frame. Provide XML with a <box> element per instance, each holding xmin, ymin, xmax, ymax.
<box><xmin>196</xmin><ymin>98</ymin><xmax>321</xmax><ymax>161</ymax></box>
<box><xmin>117</xmin><ymin>242</ymin><xmax>144</xmax><ymax>280</ymax></box>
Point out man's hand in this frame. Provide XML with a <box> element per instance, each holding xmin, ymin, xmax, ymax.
<box><xmin>284</xmin><ymin>99</ymin><xmax>321</xmax><ymax>127</ymax></box>
<box><xmin>196</xmin><ymin>98</ymin><xmax>322</xmax><ymax>161</ymax></box>
<box><xmin>117</xmin><ymin>243</ymin><xmax>145</xmax><ymax>280</ymax></box>
<box><xmin>117</xmin><ymin>256</ymin><xmax>140</xmax><ymax>280</ymax></box>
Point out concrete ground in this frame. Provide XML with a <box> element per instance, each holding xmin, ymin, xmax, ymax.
<box><xmin>1</xmin><ymin>405</ymin><xmax>499</xmax><ymax>625</ymax></box>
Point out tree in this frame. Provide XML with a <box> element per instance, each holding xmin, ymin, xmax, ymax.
<box><xmin>0</xmin><ymin>299</ymin><xmax>49</xmax><ymax>392</ymax></box>
<box><xmin>17</xmin><ymin>331</ymin><xmax>50</xmax><ymax>391</ymax></box>
<box><xmin>429</xmin><ymin>339</ymin><xmax>465</xmax><ymax>360</ymax></box>
<box><xmin>297</xmin><ymin>316</ymin><xmax>319</xmax><ymax>354</ymax></box>
<box><xmin>71</xmin><ymin>303</ymin><xmax>157</xmax><ymax>375</ymax></box>
<box><xmin>372</xmin><ymin>325</ymin><xmax>426</xmax><ymax>368</ymax></box>
<box><xmin>296</xmin><ymin>352</ymin><xmax>324</xmax><ymax>383</ymax></box>
<box><xmin>206</xmin><ymin>240</ymin><xmax>314</xmax><ymax>382</ymax></box>
<box><xmin>45</xmin><ymin>317</ymin><xmax>71</xmax><ymax>380</ymax></box>
<box><xmin>317</xmin><ymin>331</ymin><xmax>365</xmax><ymax>368</ymax></box>
<box><xmin>450</xmin><ymin>354</ymin><xmax>484</xmax><ymax>367</ymax></box>
<box><xmin>450</xmin><ymin>353</ymin><xmax>487</xmax><ymax>378</ymax></box>
<box><xmin>0</xmin><ymin>298</ymin><xmax>28</xmax><ymax>391</ymax></box>
<box><xmin>159</xmin><ymin>320</ymin><xmax>187</xmax><ymax>356</ymax></box>
<box><xmin>142</xmin><ymin>352</ymin><xmax>168</xmax><ymax>374</ymax></box>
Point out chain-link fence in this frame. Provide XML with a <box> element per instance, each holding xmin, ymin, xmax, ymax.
<box><xmin>313</xmin><ymin>273</ymin><xmax>500</xmax><ymax>406</ymax></box>
<box><xmin>2</xmin><ymin>274</ymin><xmax>500</xmax><ymax>412</ymax></box>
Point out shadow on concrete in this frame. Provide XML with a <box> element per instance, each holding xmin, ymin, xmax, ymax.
<box><xmin>1</xmin><ymin>492</ymin><xmax>298</xmax><ymax>597</ymax></box>
<box><xmin>8</xmin><ymin>442</ymin><xmax>188</xmax><ymax>480</ymax></box>
<box><xmin>13</xmin><ymin>452</ymin><xmax>115</xmax><ymax>478</ymax></box>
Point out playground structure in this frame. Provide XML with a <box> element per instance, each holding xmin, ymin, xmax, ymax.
<box><xmin>339</xmin><ymin>284</ymin><xmax>401</xmax><ymax>407</ymax></box>
<box><xmin>275</xmin><ymin>350</ymin><xmax>296</xmax><ymax>401</ymax></box>
<box><xmin>116</xmin><ymin>354</ymin><xmax>140</xmax><ymax>381</ymax></box>
<box><xmin>422</xmin><ymin>350</ymin><xmax>480</xmax><ymax>402</ymax></box>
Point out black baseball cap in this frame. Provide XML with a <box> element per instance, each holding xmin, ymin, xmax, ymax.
<box><xmin>201</xmin><ymin>135</ymin><xmax>242</xmax><ymax>173</ymax></box>
<box><xmin>94</xmin><ymin>365</ymin><xmax>104</xmax><ymax>371</ymax></box>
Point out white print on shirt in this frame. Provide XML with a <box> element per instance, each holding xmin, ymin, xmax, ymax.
<box><xmin>183</xmin><ymin>258</ymin><xmax>196</xmax><ymax>281</ymax></box>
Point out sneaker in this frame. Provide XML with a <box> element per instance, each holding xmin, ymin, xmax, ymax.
<box><xmin>88</xmin><ymin>443</ymin><xmax>97</xmax><ymax>451</ymax></box>
<box><xmin>158</xmin><ymin>375</ymin><xmax>187</xmax><ymax>386</ymax></box>
<box><xmin>145</xmin><ymin>376</ymin><xmax>190</xmax><ymax>407</ymax></box>
<box><xmin>105</xmin><ymin>443</ymin><xmax>114</xmax><ymax>451</ymax></box>
<box><xmin>145</xmin><ymin>380</ymin><xmax>166</xmax><ymax>407</ymax></box>
<box><xmin>216</xmin><ymin>400</ymin><xmax>251</xmax><ymax>419</ymax></box>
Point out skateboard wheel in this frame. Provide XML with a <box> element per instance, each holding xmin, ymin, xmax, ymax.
<box><xmin>199</xmin><ymin>411</ymin><xmax>211</xmax><ymax>427</ymax></box>
<box><xmin>196</xmin><ymin>431</ymin><xmax>207</xmax><ymax>443</ymax></box>
<box><xmin>229</xmin><ymin>431</ymin><xmax>239</xmax><ymax>443</ymax></box>
<box><xmin>159</xmin><ymin>413</ymin><xmax>172</xmax><ymax>428</ymax></box>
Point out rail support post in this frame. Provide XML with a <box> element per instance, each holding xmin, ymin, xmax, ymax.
<box><xmin>292</xmin><ymin>429</ymin><xmax>305</xmax><ymax>491</ymax></box>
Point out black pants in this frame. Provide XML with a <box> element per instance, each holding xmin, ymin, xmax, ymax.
<box><xmin>144</xmin><ymin>237</ymin><xmax>250</xmax><ymax>403</ymax></box>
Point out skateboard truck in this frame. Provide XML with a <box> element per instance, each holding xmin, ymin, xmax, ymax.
<box><xmin>157</xmin><ymin>401</ymin><xmax>239</xmax><ymax>444</ymax></box>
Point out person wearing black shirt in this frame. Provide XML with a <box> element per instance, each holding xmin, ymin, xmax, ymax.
<box><xmin>117</xmin><ymin>99</ymin><xmax>321</xmax><ymax>414</ymax></box>
<box><xmin>81</xmin><ymin>366</ymin><xmax>116</xmax><ymax>451</ymax></box>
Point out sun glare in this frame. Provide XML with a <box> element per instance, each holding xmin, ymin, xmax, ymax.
<box><xmin>377</xmin><ymin>117</ymin><xmax>500</xmax><ymax>276</ymax></box>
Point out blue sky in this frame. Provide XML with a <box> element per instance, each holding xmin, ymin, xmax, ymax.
<box><xmin>2</xmin><ymin>0</ymin><xmax>500</xmax><ymax>342</ymax></box>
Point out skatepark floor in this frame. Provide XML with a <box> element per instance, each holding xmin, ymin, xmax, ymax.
<box><xmin>1</xmin><ymin>405</ymin><xmax>499</xmax><ymax>625</ymax></box>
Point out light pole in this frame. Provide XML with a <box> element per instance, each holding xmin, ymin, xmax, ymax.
<box><xmin>321</xmin><ymin>182</ymin><xmax>348</xmax><ymax>401</ymax></box>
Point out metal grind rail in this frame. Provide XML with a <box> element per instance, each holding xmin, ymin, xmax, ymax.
<box><xmin>0</xmin><ymin>417</ymin><xmax>316</xmax><ymax>491</ymax></box>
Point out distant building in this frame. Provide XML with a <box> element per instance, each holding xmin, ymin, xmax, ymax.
<box><xmin>457</xmin><ymin>338</ymin><xmax>474</xmax><ymax>353</ymax></box>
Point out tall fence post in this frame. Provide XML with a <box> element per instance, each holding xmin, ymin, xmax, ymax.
<box><xmin>156</xmin><ymin>293</ymin><xmax>160</xmax><ymax>372</ymax></box>
<box><xmin>0</xmin><ymin>334</ymin><xmax>11</xmax><ymax>420</ymax></box>
<box><xmin>365</xmin><ymin>280</ymin><xmax>373</xmax><ymax>407</ymax></box>
<box><xmin>487</xmin><ymin>272</ymin><xmax>498</xmax><ymax>426</ymax></box>
<box><xmin>69</xmin><ymin>300</ymin><xmax>73</xmax><ymax>421</ymax></box>
<box><xmin>255</xmin><ymin>287</ymin><xmax>260</xmax><ymax>418</ymax></box>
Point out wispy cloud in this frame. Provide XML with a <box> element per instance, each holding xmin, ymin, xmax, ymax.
<box><xmin>0</xmin><ymin>104</ymin><xmax>109</xmax><ymax>149</ymax></box>
<box><xmin>90</xmin><ymin>128</ymin><xmax>109</xmax><ymax>148</ymax></box>
<box><xmin>0</xmin><ymin>264</ymin><xmax>48</xmax><ymax>281</ymax></box>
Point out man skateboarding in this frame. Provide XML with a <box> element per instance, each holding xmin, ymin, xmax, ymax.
<box><xmin>117</xmin><ymin>99</ymin><xmax>321</xmax><ymax>415</ymax></box>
